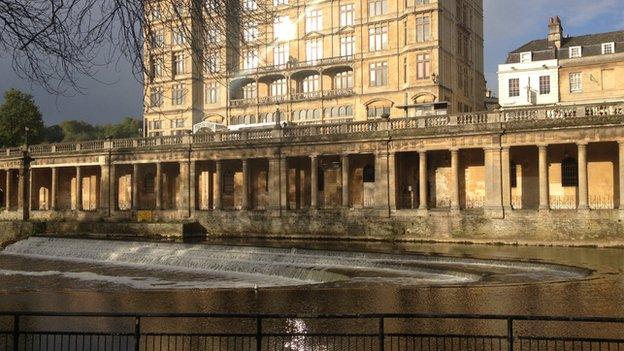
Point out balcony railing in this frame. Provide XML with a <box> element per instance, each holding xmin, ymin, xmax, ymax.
<box><xmin>1</xmin><ymin>102</ymin><xmax>623</xmax><ymax>158</ymax></box>
<box><xmin>258</xmin><ymin>95</ymin><xmax>288</xmax><ymax>104</ymax></box>
<box><xmin>230</xmin><ymin>98</ymin><xmax>257</xmax><ymax>107</ymax></box>
<box><xmin>291</xmin><ymin>91</ymin><xmax>323</xmax><ymax>101</ymax></box>
<box><xmin>230</xmin><ymin>55</ymin><xmax>355</xmax><ymax>77</ymax></box>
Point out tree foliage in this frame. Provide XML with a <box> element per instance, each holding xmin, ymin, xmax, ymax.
<box><xmin>0</xmin><ymin>88</ymin><xmax>45</xmax><ymax>147</ymax></box>
<box><xmin>45</xmin><ymin>117</ymin><xmax>142</xmax><ymax>142</ymax></box>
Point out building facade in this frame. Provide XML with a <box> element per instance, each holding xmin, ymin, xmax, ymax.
<box><xmin>2</xmin><ymin>102</ymin><xmax>624</xmax><ymax>244</ymax></box>
<box><xmin>498</xmin><ymin>17</ymin><xmax>624</xmax><ymax>109</ymax></box>
<box><xmin>143</xmin><ymin>0</ymin><xmax>486</xmax><ymax>136</ymax></box>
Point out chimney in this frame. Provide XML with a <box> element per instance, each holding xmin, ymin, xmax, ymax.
<box><xmin>548</xmin><ymin>16</ymin><xmax>563</xmax><ymax>49</ymax></box>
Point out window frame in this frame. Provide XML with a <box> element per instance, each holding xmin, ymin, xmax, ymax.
<box><xmin>602</xmin><ymin>42</ymin><xmax>615</xmax><ymax>55</ymax></box>
<box><xmin>569</xmin><ymin>46</ymin><xmax>582</xmax><ymax>59</ymax></box>
<box><xmin>508</xmin><ymin>78</ymin><xmax>520</xmax><ymax>97</ymax></box>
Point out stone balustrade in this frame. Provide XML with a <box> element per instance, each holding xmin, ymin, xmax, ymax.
<box><xmin>1</xmin><ymin>102</ymin><xmax>621</xmax><ymax>158</ymax></box>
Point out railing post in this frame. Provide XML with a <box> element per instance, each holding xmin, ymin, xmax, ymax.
<box><xmin>12</xmin><ymin>315</ymin><xmax>19</xmax><ymax>351</ymax></box>
<box><xmin>256</xmin><ymin>318</ymin><xmax>262</xmax><ymax>351</ymax></box>
<box><xmin>134</xmin><ymin>316</ymin><xmax>141</xmax><ymax>351</ymax></box>
<box><xmin>507</xmin><ymin>318</ymin><xmax>514</xmax><ymax>351</ymax></box>
<box><xmin>379</xmin><ymin>317</ymin><xmax>385</xmax><ymax>351</ymax></box>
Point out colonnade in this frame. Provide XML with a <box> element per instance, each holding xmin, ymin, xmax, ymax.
<box><xmin>1</xmin><ymin>141</ymin><xmax>624</xmax><ymax>219</ymax></box>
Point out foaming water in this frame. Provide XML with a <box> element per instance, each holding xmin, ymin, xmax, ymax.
<box><xmin>0</xmin><ymin>237</ymin><xmax>589</xmax><ymax>290</ymax></box>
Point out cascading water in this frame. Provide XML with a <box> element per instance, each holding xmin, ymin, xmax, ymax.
<box><xmin>0</xmin><ymin>237</ymin><xmax>589</xmax><ymax>290</ymax></box>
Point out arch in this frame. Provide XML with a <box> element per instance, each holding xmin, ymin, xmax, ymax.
<box><xmin>561</xmin><ymin>156</ymin><xmax>578</xmax><ymax>187</ymax></box>
<box><xmin>363</xmin><ymin>165</ymin><xmax>375</xmax><ymax>183</ymax></box>
<box><xmin>204</xmin><ymin>114</ymin><xmax>225</xmax><ymax>123</ymax></box>
<box><xmin>365</xmin><ymin>98</ymin><xmax>394</xmax><ymax>119</ymax></box>
<box><xmin>364</xmin><ymin>98</ymin><xmax>395</xmax><ymax>108</ymax></box>
<box><xmin>411</xmin><ymin>92</ymin><xmax>438</xmax><ymax>104</ymax></box>
<box><xmin>313</xmin><ymin>109</ymin><xmax>321</xmax><ymax>120</ymax></box>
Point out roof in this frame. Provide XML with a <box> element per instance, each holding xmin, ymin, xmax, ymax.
<box><xmin>506</xmin><ymin>30</ymin><xmax>624</xmax><ymax>63</ymax></box>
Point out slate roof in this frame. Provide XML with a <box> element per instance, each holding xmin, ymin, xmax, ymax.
<box><xmin>506</xmin><ymin>30</ymin><xmax>624</xmax><ymax>63</ymax></box>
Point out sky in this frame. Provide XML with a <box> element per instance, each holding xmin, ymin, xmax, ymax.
<box><xmin>0</xmin><ymin>0</ymin><xmax>622</xmax><ymax>126</ymax></box>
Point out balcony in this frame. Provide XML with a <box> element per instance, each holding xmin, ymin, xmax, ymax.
<box><xmin>230</xmin><ymin>98</ymin><xmax>256</xmax><ymax>107</ymax></box>
<box><xmin>230</xmin><ymin>55</ymin><xmax>355</xmax><ymax>77</ymax></box>
<box><xmin>230</xmin><ymin>88</ymin><xmax>354</xmax><ymax>107</ymax></box>
<box><xmin>259</xmin><ymin>95</ymin><xmax>288</xmax><ymax>104</ymax></box>
<box><xmin>323</xmin><ymin>88</ymin><xmax>355</xmax><ymax>98</ymax></box>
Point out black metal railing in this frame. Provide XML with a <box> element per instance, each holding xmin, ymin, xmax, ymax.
<box><xmin>0</xmin><ymin>312</ymin><xmax>624</xmax><ymax>351</ymax></box>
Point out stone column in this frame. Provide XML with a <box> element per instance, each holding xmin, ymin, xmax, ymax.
<box><xmin>484</xmin><ymin>147</ymin><xmax>504</xmax><ymax>218</ymax></box>
<box><xmin>155</xmin><ymin>162</ymin><xmax>162</xmax><ymax>210</ymax></box>
<box><xmin>538</xmin><ymin>145</ymin><xmax>549</xmax><ymax>211</ymax></box>
<box><xmin>374</xmin><ymin>152</ymin><xmax>390</xmax><ymax>213</ymax></box>
<box><xmin>450</xmin><ymin>149</ymin><xmax>460</xmax><ymax>211</ymax></box>
<box><xmin>501</xmin><ymin>147</ymin><xmax>512</xmax><ymax>212</ymax></box>
<box><xmin>179</xmin><ymin>160</ymin><xmax>190</xmax><ymax>216</ymax></box>
<box><xmin>51</xmin><ymin>167</ymin><xmax>58</xmax><ymax>211</ymax></box>
<box><xmin>242</xmin><ymin>159</ymin><xmax>249</xmax><ymax>210</ymax></box>
<box><xmin>388</xmin><ymin>152</ymin><xmax>397</xmax><ymax>212</ymax></box>
<box><xmin>619</xmin><ymin>142</ymin><xmax>624</xmax><ymax>213</ymax></box>
<box><xmin>76</xmin><ymin>166</ymin><xmax>83</xmax><ymax>211</ymax></box>
<box><xmin>577</xmin><ymin>143</ymin><xmax>589</xmax><ymax>211</ymax></box>
<box><xmin>132</xmin><ymin>163</ymin><xmax>139</xmax><ymax>211</ymax></box>
<box><xmin>310</xmin><ymin>155</ymin><xmax>318</xmax><ymax>209</ymax></box>
<box><xmin>17</xmin><ymin>167</ymin><xmax>24</xmax><ymax>213</ymax></box>
<box><xmin>280</xmin><ymin>156</ymin><xmax>288</xmax><ymax>211</ymax></box>
<box><xmin>214</xmin><ymin>160</ymin><xmax>223</xmax><ymax>210</ymax></box>
<box><xmin>28</xmin><ymin>167</ymin><xmax>33</xmax><ymax>212</ymax></box>
<box><xmin>99</xmin><ymin>163</ymin><xmax>109</xmax><ymax>215</ymax></box>
<box><xmin>110</xmin><ymin>164</ymin><xmax>117</xmax><ymax>212</ymax></box>
<box><xmin>418</xmin><ymin>151</ymin><xmax>428</xmax><ymax>211</ymax></box>
<box><xmin>4</xmin><ymin>170</ymin><xmax>10</xmax><ymax>212</ymax></box>
<box><xmin>341</xmin><ymin>154</ymin><xmax>350</xmax><ymax>208</ymax></box>
<box><xmin>189</xmin><ymin>160</ymin><xmax>196</xmax><ymax>216</ymax></box>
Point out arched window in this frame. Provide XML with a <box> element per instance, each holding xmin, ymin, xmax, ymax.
<box><xmin>317</xmin><ymin>167</ymin><xmax>325</xmax><ymax>191</ymax></box>
<box><xmin>346</xmin><ymin>105</ymin><xmax>353</xmax><ymax>116</ymax></box>
<box><xmin>144</xmin><ymin>173</ymin><xmax>155</xmax><ymax>193</ymax></box>
<box><xmin>249</xmin><ymin>115</ymin><xmax>257</xmax><ymax>124</ymax></box>
<box><xmin>363</xmin><ymin>165</ymin><xmax>375</xmax><ymax>183</ymax></box>
<box><xmin>313</xmin><ymin>109</ymin><xmax>321</xmax><ymax>119</ymax></box>
<box><xmin>338</xmin><ymin>106</ymin><xmax>346</xmax><ymax>116</ymax></box>
<box><xmin>332</xmin><ymin>107</ymin><xmax>339</xmax><ymax>117</ymax></box>
<box><xmin>561</xmin><ymin>156</ymin><xmax>578</xmax><ymax>187</ymax></box>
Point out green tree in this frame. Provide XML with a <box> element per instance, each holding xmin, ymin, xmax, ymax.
<box><xmin>0</xmin><ymin>89</ymin><xmax>45</xmax><ymax>147</ymax></box>
<box><xmin>59</xmin><ymin>120</ymin><xmax>101</xmax><ymax>141</ymax></box>
<box><xmin>43</xmin><ymin>125</ymin><xmax>64</xmax><ymax>143</ymax></box>
<box><xmin>102</xmin><ymin>117</ymin><xmax>142</xmax><ymax>139</ymax></box>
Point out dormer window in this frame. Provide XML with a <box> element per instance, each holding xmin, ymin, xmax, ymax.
<box><xmin>602</xmin><ymin>42</ymin><xmax>615</xmax><ymax>55</ymax></box>
<box><xmin>569</xmin><ymin>46</ymin><xmax>582</xmax><ymax>58</ymax></box>
<box><xmin>519</xmin><ymin>52</ymin><xmax>532</xmax><ymax>63</ymax></box>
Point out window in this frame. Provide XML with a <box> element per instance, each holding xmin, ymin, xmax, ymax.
<box><xmin>270</xmin><ymin>79</ymin><xmax>287</xmax><ymax>96</ymax></box>
<box><xmin>173</xmin><ymin>52</ymin><xmax>185</xmax><ymax>75</ymax></box>
<box><xmin>204</xmin><ymin>54</ymin><xmax>220</xmax><ymax>72</ymax></box>
<box><xmin>561</xmin><ymin>157</ymin><xmax>578</xmax><ymax>187</ymax></box>
<box><xmin>172</xmin><ymin>28</ymin><xmax>186</xmax><ymax>45</ymax></box>
<box><xmin>306</xmin><ymin>39</ymin><xmax>323</xmax><ymax>62</ymax></box>
<box><xmin>151</xmin><ymin>30</ymin><xmax>164</xmax><ymax>47</ymax></box>
<box><xmin>602</xmin><ymin>42</ymin><xmax>615</xmax><ymax>55</ymax></box>
<box><xmin>368</xmin><ymin>24</ymin><xmax>388</xmax><ymax>51</ymax></box>
<box><xmin>242</xmin><ymin>49</ymin><xmax>258</xmax><ymax>69</ymax></box>
<box><xmin>273</xmin><ymin>16</ymin><xmax>293</xmax><ymax>41</ymax></box>
<box><xmin>520</xmin><ymin>52</ymin><xmax>532</xmax><ymax>63</ymax></box>
<box><xmin>151</xmin><ymin>56</ymin><xmax>163</xmax><ymax>78</ymax></box>
<box><xmin>273</xmin><ymin>43</ymin><xmax>289</xmax><ymax>65</ymax></box>
<box><xmin>243</xmin><ymin>0</ymin><xmax>257</xmax><ymax>10</ymax></box>
<box><xmin>205</xmin><ymin>82</ymin><xmax>219</xmax><ymax>104</ymax></box>
<box><xmin>369</xmin><ymin>61</ymin><xmax>388</xmax><ymax>87</ymax></box>
<box><xmin>340</xmin><ymin>4</ymin><xmax>354</xmax><ymax>27</ymax></box>
<box><xmin>205</xmin><ymin>0</ymin><xmax>218</xmax><ymax>11</ymax></box>
<box><xmin>539</xmin><ymin>75</ymin><xmax>551</xmax><ymax>95</ymax></box>
<box><xmin>368</xmin><ymin>0</ymin><xmax>387</xmax><ymax>17</ymax></box>
<box><xmin>417</xmin><ymin>53</ymin><xmax>430</xmax><ymax>79</ymax></box>
<box><xmin>324</xmin><ymin>105</ymin><xmax>353</xmax><ymax>118</ymax></box>
<box><xmin>403</xmin><ymin>57</ymin><xmax>407</xmax><ymax>83</ymax></box>
<box><xmin>334</xmin><ymin>71</ymin><xmax>353</xmax><ymax>89</ymax></box>
<box><xmin>207</xmin><ymin>28</ymin><xmax>218</xmax><ymax>44</ymax></box>
<box><xmin>367</xmin><ymin>106</ymin><xmax>390</xmax><ymax>118</ymax></box>
<box><xmin>149</xmin><ymin>87</ymin><xmax>163</xmax><ymax>107</ymax></box>
<box><xmin>173</xmin><ymin>1</ymin><xmax>186</xmax><ymax>15</ymax></box>
<box><xmin>302</xmin><ymin>75</ymin><xmax>320</xmax><ymax>92</ymax></box>
<box><xmin>569</xmin><ymin>46</ymin><xmax>582</xmax><ymax>58</ymax></box>
<box><xmin>416</xmin><ymin>16</ymin><xmax>431</xmax><ymax>42</ymax></box>
<box><xmin>569</xmin><ymin>72</ymin><xmax>582</xmax><ymax>93</ymax></box>
<box><xmin>243</xmin><ymin>23</ymin><xmax>258</xmax><ymax>42</ymax></box>
<box><xmin>508</xmin><ymin>78</ymin><xmax>520</xmax><ymax>97</ymax></box>
<box><xmin>274</xmin><ymin>0</ymin><xmax>288</xmax><ymax>5</ymax></box>
<box><xmin>242</xmin><ymin>82</ymin><xmax>257</xmax><ymax>99</ymax></box>
<box><xmin>143</xmin><ymin>174</ymin><xmax>155</xmax><ymax>194</ymax></box>
<box><xmin>305</xmin><ymin>9</ymin><xmax>322</xmax><ymax>33</ymax></box>
<box><xmin>172</xmin><ymin>83</ymin><xmax>186</xmax><ymax>105</ymax></box>
<box><xmin>153</xmin><ymin>120</ymin><xmax>162</xmax><ymax>130</ymax></box>
<box><xmin>149</xmin><ymin>5</ymin><xmax>162</xmax><ymax>21</ymax></box>
<box><xmin>172</xmin><ymin>118</ymin><xmax>186</xmax><ymax>129</ymax></box>
<box><xmin>415</xmin><ymin>0</ymin><xmax>429</xmax><ymax>4</ymax></box>
<box><xmin>363</xmin><ymin>165</ymin><xmax>375</xmax><ymax>183</ymax></box>
<box><xmin>340</xmin><ymin>36</ymin><xmax>355</xmax><ymax>57</ymax></box>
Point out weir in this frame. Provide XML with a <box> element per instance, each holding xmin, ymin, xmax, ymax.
<box><xmin>0</xmin><ymin>237</ymin><xmax>589</xmax><ymax>289</ymax></box>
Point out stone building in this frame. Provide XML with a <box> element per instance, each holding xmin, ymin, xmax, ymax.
<box><xmin>1</xmin><ymin>102</ymin><xmax>624</xmax><ymax>244</ymax></box>
<box><xmin>498</xmin><ymin>17</ymin><xmax>624</xmax><ymax>109</ymax></box>
<box><xmin>143</xmin><ymin>0</ymin><xmax>486</xmax><ymax>136</ymax></box>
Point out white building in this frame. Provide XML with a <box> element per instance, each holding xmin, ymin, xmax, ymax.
<box><xmin>498</xmin><ymin>58</ymin><xmax>559</xmax><ymax>108</ymax></box>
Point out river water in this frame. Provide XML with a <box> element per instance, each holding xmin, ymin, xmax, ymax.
<box><xmin>0</xmin><ymin>236</ymin><xmax>621</xmax><ymax>318</ymax></box>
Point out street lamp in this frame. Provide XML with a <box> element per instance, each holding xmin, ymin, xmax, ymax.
<box><xmin>275</xmin><ymin>103</ymin><xmax>281</xmax><ymax>126</ymax></box>
<box><xmin>24</xmin><ymin>126</ymin><xmax>30</xmax><ymax>146</ymax></box>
